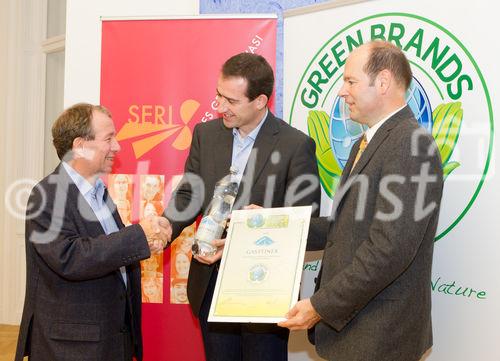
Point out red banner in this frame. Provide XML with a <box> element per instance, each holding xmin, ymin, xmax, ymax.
<box><xmin>100</xmin><ymin>18</ymin><xmax>276</xmax><ymax>360</ymax></box>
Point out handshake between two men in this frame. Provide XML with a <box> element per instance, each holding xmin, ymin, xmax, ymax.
<box><xmin>139</xmin><ymin>215</ymin><xmax>172</xmax><ymax>254</ymax></box>
<box><xmin>133</xmin><ymin>205</ymin><xmax>274</xmax><ymax>259</ymax></box>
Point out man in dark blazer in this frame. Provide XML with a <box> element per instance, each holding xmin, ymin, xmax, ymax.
<box><xmin>165</xmin><ymin>53</ymin><xmax>321</xmax><ymax>361</ymax></box>
<box><xmin>278</xmin><ymin>41</ymin><xmax>444</xmax><ymax>361</ymax></box>
<box><xmin>15</xmin><ymin>103</ymin><xmax>171</xmax><ymax>361</ymax></box>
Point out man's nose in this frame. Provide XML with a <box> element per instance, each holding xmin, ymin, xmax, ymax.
<box><xmin>338</xmin><ymin>83</ymin><xmax>348</xmax><ymax>97</ymax></box>
<box><xmin>111</xmin><ymin>138</ymin><xmax>121</xmax><ymax>152</ymax></box>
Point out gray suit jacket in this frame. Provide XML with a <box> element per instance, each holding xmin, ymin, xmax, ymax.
<box><xmin>308</xmin><ymin>106</ymin><xmax>443</xmax><ymax>361</ymax></box>
<box><xmin>166</xmin><ymin>111</ymin><xmax>321</xmax><ymax>317</ymax></box>
<box><xmin>15</xmin><ymin>164</ymin><xmax>151</xmax><ymax>361</ymax></box>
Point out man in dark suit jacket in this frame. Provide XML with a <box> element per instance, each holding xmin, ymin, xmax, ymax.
<box><xmin>165</xmin><ymin>53</ymin><xmax>320</xmax><ymax>361</ymax></box>
<box><xmin>15</xmin><ymin>103</ymin><xmax>171</xmax><ymax>361</ymax></box>
<box><xmin>278</xmin><ymin>41</ymin><xmax>444</xmax><ymax>361</ymax></box>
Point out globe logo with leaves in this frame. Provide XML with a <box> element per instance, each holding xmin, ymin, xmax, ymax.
<box><xmin>329</xmin><ymin>77</ymin><xmax>432</xmax><ymax>169</ymax></box>
<box><xmin>292</xmin><ymin>13</ymin><xmax>492</xmax><ymax>240</ymax></box>
<box><xmin>308</xmin><ymin>76</ymin><xmax>463</xmax><ymax>198</ymax></box>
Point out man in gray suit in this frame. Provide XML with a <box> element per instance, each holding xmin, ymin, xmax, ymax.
<box><xmin>278</xmin><ymin>41</ymin><xmax>444</xmax><ymax>361</ymax></box>
<box><xmin>166</xmin><ymin>53</ymin><xmax>320</xmax><ymax>361</ymax></box>
<box><xmin>15</xmin><ymin>103</ymin><xmax>171</xmax><ymax>361</ymax></box>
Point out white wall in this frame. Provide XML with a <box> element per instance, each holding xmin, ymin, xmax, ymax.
<box><xmin>65</xmin><ymin>0</ymin><xmax>199</xmax><ymax>106</ymax></box>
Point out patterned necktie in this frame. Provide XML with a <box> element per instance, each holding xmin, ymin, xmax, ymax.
<box><xmin>351</xmin><ymin>134</ymin><xmax>368</xmax><ymax>171</ymax></box>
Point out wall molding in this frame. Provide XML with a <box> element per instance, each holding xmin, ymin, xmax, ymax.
<box><xmin>42</xmin><ymin>34</ymin><xmax>65</xmax><ymax>54</ymax></box>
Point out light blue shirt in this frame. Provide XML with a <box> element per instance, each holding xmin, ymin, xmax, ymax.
<box><xmin>231</xmin><ymin>109</ymin><xmax>268</xmax><ymax>184</ymax></box>
<box><xmin>62</xmin><ymin>162</ymin><xmax>127</xmax><ymax>286</ymax></box>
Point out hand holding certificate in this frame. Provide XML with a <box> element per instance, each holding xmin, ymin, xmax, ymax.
<box><xmin>208</xmin><ymin>206</ymin><xmax>312</xmax><ymax>323</ymax></box>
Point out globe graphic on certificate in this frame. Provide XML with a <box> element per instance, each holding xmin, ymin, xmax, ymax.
<box><xmin>248</xmin><ymin>264</ymin><xmax>268</xmax><ymax>283</ymax></box>
<box><xmin>247</xmin><ymin>213</ymin><xmax>265</xmax><ymax>228</ymax></box>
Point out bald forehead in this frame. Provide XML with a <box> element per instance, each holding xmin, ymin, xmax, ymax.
<box><xmin>347</xmin><ymin>44</ymin><xmax>370</xmax><ymax>64</ymax></box>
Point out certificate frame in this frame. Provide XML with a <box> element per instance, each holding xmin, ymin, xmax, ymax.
<box><xmin>208</xmin><ymin>206</ymin><xmax>312</xmax><ymax>323</ymax></box>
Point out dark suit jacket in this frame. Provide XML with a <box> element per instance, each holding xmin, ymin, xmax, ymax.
<box><xmin>308</xmin><ymin>106</ymin><xmax>444</xmax><ymax>361</ymax></box>
<box><xmin>15</xmin><ymin>164</ymin><xmax>151</xmax><ymax>361</ymax></box>
<box><xmin>166</xmin><ymin>111</ymin><xmax>321</xmax><ymax>317</ymax></box>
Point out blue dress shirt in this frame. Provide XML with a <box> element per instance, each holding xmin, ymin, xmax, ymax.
<box><xmin>231</xmin><ymin>109</ymin><xmax>267</xmax><ymax>184</ymax></box>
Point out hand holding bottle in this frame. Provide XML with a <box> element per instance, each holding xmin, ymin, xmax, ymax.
<box><xmin>194</xmin><ymin>238</ymin><xmax>226</xmax><ymax>265</ymax></box>
<box><xmin>192</xmin><ymin>167</ymin><xmax>238</xmax><ymax>256</ymax></box>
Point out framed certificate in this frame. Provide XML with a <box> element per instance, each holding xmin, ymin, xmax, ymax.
<box><xmin>208</xmin><ymin>206</ymin><xmax>312</xmax><ymax>323</ymax></box>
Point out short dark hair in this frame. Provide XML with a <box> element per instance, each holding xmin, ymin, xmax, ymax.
<box><xmin>364</xmin><ymin>41</ymin><xmax>412</xmax><ymax>90</ymax></box>
<box><xmin>221</xmin><ymin>53</ymin><xmax>274</xmax><ymax>101</ymax></box>
<box><xmin>52</xmin><ymin>103</ymin><xmax>111</xmax><ymax>160</ymax></box>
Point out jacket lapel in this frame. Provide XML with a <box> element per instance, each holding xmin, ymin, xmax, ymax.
<box><xmin>338</xmin><ymin>142</ymin><xmax>358</xmax><ymax>186</ymax></box>
<box><xmin>57</xmin><ymin>164</ymin><xmax>105</xmax><ymax>235</ymax></box>
<box><xmin>348</xmin><ymin>117</ymin><xmax>397</xmax><ymax>177</ymax></box>
<box><xmin>103</xmin><ymin>188</ymin><xmax>129</xmax><ymax>289</ymax></box>
<box><xmin>104</xmin><ymin>188</ymin><xmax>125</xmax><ymax>229</ymax></box>
<box><xmin>329</xmin><ymin>146</ymin><xmax>357</xmax><ymax>218</ymax></box>
<box><xmin>233</xmin><ymin>112</ymin><xmax>279</xmax><ymax>206</ymax></box>
<box><xmin>214</xmin><ymin>121</ymin><xmax>234</xmax><ymax>181</ymax></box>
<box><xmin>243</xmin><ymin>111</ymin><xmax>279</xmax><ymax>189</ymax></box>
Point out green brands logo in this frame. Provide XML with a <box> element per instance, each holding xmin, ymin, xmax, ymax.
<box><xmin>289</xmin><ymin>13</ymin><xmax>493</xmax><ymax>241</ymax></box>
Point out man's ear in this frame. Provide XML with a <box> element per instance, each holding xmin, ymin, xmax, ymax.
<box><xmin>255</xmin><ymin>94</ymin><xmax>269</xmax><ymax>111</ymax></box>
<box><xmin>72</xmin><ymin>137</ymin><xmax>84</xmax><ymax>157</ymax></box>
<box><xmin>377</xmin><ymin>69</ymin><xmax>392</xmax><ymax>94</ymax></box>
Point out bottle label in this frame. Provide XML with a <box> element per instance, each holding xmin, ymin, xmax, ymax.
<box><xmin>196</xmin><ymin>216</ymin><xmax>225</xmax><ymax>242</ymax></box>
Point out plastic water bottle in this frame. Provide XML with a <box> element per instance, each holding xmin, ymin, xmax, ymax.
<box><xmin>192</xmin><ymin>167</ymin><xmax>239</xmax><ymax>257</ymax></box>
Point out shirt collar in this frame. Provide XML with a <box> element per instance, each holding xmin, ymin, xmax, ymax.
<box><xmin>232</xmin><ymin>108</ymin><xmax>268</xmax><ymax>141</ymax></box>
<box><xmin>62</xmin><ymin>162</ymin><xmax>106</xmax><ymax>199</ymax></box>
<box><xmin>365</xmin><ymin>104</ymin><xmax>406</xmax><ymax>143</ymax></box>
